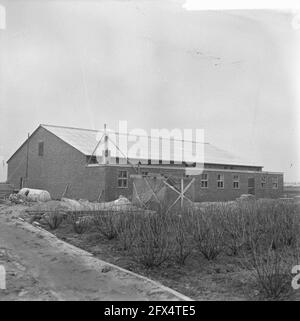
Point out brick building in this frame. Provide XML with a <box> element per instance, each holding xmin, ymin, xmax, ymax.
<box><xmin>7</xmin><ymin>124</ymin><xmax>283</xmax><ymax>202</ymax></box>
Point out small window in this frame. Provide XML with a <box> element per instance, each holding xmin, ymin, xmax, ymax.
<box><xmin>272</xmin><ymin>177</ymin><xmax>278</xmax><ymax>189</ymax></box>
<box><xmin>116</xmin><ymin>157</ymin><xmax>119</xmax><ymax>164</ymax></box>
<box><xmin>148</xmin><ymin>159</ymin><xmax>151</xmax><ymax>165</ymax></box>
<box><xmin>200</xmin><ymin>173</ymin><xmax>208</xmax><ymax>188</ymax></box>
<box><xmin>261</xmin><ymin>176</ymin><xmax>267</xmax><ymax>188</ymax></box>
<box><xmin>118</xmin><ymin>170</ymin><xmax>128</xmax><ymax>188</ymax></box>
<box><xmin>38</xmin><ymin>142</ymin><xmax>44</xmax><ymax>156</ymax></box>
<box><xmin>233</xmin><ymin>175</ymin><xmax>239</xmax><ymax>189</ymax></box>
<box><xmin>87</xmin><ymin>155</ymin><xmax>97</xmax><ymax>164</ymax></box>
<box><xmin>217</xmin><ymin>174</ymin><xmax>224</xmax><ymax>189</ymax></box>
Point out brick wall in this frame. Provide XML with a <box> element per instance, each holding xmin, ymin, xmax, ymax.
<box><xmin>7</xmin><ymin>127</ymin><xmax>283</xmax><ymax>202</ymax></box>
<box><xmin>7</xmin><ymin>126</ymin><xmax>106</xmax><ymax>201</ymax></box>
<box><xmin>103</xmin><ymin>166</ymin><xmax>283</xmax><ymax>202</ymax></box>
<box><xmin>193</xmin><ymin>170</ymin><xmax>283</xmax><ymax>201</ymax></box>
<box><xmin>103</xmin><ymin>165</ymin><xmax>186</xmax><ymax>201</ymax></box>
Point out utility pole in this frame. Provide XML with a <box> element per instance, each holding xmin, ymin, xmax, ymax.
<box><xmin>25</xmin><ymin>133</ymin><xmax>29</xmax><ymax>187</ymax></box>
<box><xmin>104</xmin><ymin>123</ymin><xmax>109</xmax><ymax>165</ymax></box>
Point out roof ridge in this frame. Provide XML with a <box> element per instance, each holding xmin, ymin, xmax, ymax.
<box><xmin>41</xmin><ymin>124</ymin><xmax>99</xmax><ymax>133</ymax></box>
<box><xmin>41</xmin><ymin>124</ymin><xmax>210</xmax><ymax>144</ymax></box>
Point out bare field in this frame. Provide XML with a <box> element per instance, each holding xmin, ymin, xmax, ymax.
<box><xmin>284</xmin><ymin>185</ymin><xmax>300</xmax><ymax>199</ymax></box>
<box><xmin>0</xmin><ymin>204</ymin><xmax>191</xmax><ymax>301</ymax></box>
<box><xmin>3</xmin><ymin>198</ymin><xmax>299</xmax><ymax>301</ymax></box>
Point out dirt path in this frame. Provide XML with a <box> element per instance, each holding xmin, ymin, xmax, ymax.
<box><xmin>0</xmin><ymin>205</ymin><xmax>191</xmax><ymax>301</ymax></box>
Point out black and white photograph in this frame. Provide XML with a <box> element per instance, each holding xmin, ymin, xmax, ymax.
<box><xmin>0</xmin><ymin>0</ymin><xmax>300</xmax><ymax>306</ymax></box>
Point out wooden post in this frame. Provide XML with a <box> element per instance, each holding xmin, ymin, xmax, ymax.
<box><xmin>25</xmin><ymin>133</ymin><xmax>30</xmax><ymax>187</ymax></box>
<box><xmin>97</xmin><ymin>189</ymin><xmax>103</xmax><ymax>203</ymax></box>
<box><xmin>163</xmin><ymin>177</ymin><xmax>195</xmax><ymax>213</ymax></box>
<box><xmin>61</xmin><ymin>183</ymin><xmax>69</xmax><ymax>199</ymax></box>
<box><xmin>181</xmin><ymin>178</ymin><xmax>184</xmax><ymax>208</ymax></box>
<box><xmin>104</xmin><ymin>123</ymin><xmax>109</xmax><ymax>165</ymax></box>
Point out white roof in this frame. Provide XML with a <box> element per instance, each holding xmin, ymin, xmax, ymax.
<box><xmin>42</xmin><ymin>124</ymin><xmax>261</xmax><ymax>167</ymax></box>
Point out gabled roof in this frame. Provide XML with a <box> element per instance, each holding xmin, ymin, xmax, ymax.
<box><xmin>42</xmin><ymin>124</ymin><xmax>101</xmax><ymax>156</ymax></box>
<box><xmin>39</xmin><ymin>124</ymin><xmax>261</xmax><ymax>168</ymax></box>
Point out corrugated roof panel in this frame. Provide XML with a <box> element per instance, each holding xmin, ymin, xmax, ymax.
<box><xmin>42</xmin><ymin>125</ymin><xmax>100</xmax><ymax>155</ymax></box>
<box><xmin>42</xmin><ymin>124</ymin><xmax>260</xmax><ymax>167</ymax></box>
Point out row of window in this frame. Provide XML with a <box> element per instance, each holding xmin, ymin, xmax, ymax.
<box><xmin>200</xmin><ymin>173</ymin><xmax>278</xmax><ymax>189</ymax></box>
<box><xmin>36</xmin><ymin>142</ymin><xmax>279</xmax><ymax>191</ymax></box>
<box><xmin>118</xmin><ymin>171</ymin><xmax>279</xmax><ymax>190</ymax></box>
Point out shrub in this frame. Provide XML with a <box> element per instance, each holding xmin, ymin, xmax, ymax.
<box><xmin>43</xmin><ymin>211</ymin><xmax>64</xmax><ymax>230</ymax></box>
<box><xmin>219</xmin><ymin>203</ymin><xmax>247</xmax><ymax>256</ymax></box>
<box><xmin>115</xmin><ymin>212</ymin><xmax>137</xmax><ymax>250</ymax></box>
<box><xmin>129</xmin><ymin>212</ymin><xmax>176</xmax><ymax>268</ymax></box>
<box><xmin>192</xmin><ymin>205</ymin><xmax>225</xmax><ymax>260</ymax></box>
<box><xmin>246</xmin><ymin>246</ymin><xmax>298</xmax><ymax>299</ymax></box>
<box><xmin>241</xmin><ymin>199</ymin><xmax>300</xmax><ymax>299</ymax></box>
<box><xmin>67</xmin><ymin>213</ymin><xmax>92</xmax><ymax>234</ymax></box>
<box><xmin>171</xmin><ymin>211</ymin><xmax>195</xmax><ymax>265</ymax></box>
<box><xmin>93</xmin><ymin>211</ymin><xmax>120</xmax><ymax>240</ymax></box>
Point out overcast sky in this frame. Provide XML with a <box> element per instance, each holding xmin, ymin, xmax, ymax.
<box><xmin>0</xmin><ymin>1</ymin><xmax>299</xmax><ymax>182</ymax></box>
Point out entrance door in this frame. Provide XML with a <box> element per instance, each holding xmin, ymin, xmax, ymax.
<box><xmin>248</xmin><ymin>177</ymin><xmax>255</xmax><ymax>195</ymax></box>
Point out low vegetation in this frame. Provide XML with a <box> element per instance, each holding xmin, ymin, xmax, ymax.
<box><xmin>42</xmin><ymin>211</ymin><xmax>65</xmax><ymax>230</ymax></box>
<box><xmin>37</xmin><ymin>199</ymin><xmax>300</xmax><ymax>300</ymax></box>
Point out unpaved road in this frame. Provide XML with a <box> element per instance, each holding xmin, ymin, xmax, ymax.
<box><xmin>0</xmin><ymin>204</ymin><xmax>191</xmax><ymax>301</ymax></box>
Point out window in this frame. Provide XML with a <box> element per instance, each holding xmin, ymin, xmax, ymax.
<box><xmin>200</xmin><ymin>173</ymin><xmax>208</xmax><ymax>188</ymax></box>
<box><xmin>148</xmin><ymin>159</ymin><xmax>151</xmax><ymax>165</ymax></box>
<box><xmin>87</xmin><ymin>155</ymin><xmax>97</xmax><ymax>164</ymax></box>
<box><xmin>233</xmin><ymin>175</ymin><xmax>239</xmax><ymax>189</ymax></box>
<box><xmin>142</xmin><ymin>171</ymin><xmax>148</xmax><ymax>177</ymax></box>
<box><xmin>217</xmin><ymin>174</ymin><xmax>224</xmax><ymax>189</ymax></box>
<box><xmin>38</xmin><ymin>142</ymin><xmax>44</xmax><ymax>156</ymax></box>
<box><xmin>272</xmin><ymin>176</ymin><xmax>278</xmax><ymax>189</ymax></box>
<box><xmin>261</xmin><ymin>176</ymin><xmax>267</xmax><ymax>188</ymax></box>
<box><xmin>118</xmin><ymin>170</ymin><xmax>128</xmax><ymax>188</ymax></box>
<box><xmin>116</xmin><ymin>157</ymin><xmax>119</xmax><ymax>164</ymax></box>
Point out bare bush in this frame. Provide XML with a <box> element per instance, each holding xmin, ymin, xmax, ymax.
<box><xmin>246</xmin><ymin>246</ymin><xmax>298</xmax><ymax>299</ymax></box>
<box><xmin>129</xmin><ymin>212</ymin><xmax>176</xmax><ymax>268</ymax></box>
<box><xmin>192</xmin><ymin>205</ymin><xmax>225</xmax><ymax>260</ymax></box>
<box><xmin>93</xmin><ymin>211</ymin><xmax>120</xmax><ymax>240</ymax></box>
<box><xmin>219</xmin><ymin>203</ymin><xmax>247</xmax><ymax>256</ymax></box>
<box><xmin>241</xmin><ymin>199</ymin><xmax>300</xmax><ymax>299</ymax></box>
<box><xmin>43</xmin><ymin>211</ymin><xmax>64</xmax><ymax>230</ymax></box>
<box><xmin>171</xmin><ymin>211</ymin><xmax>195</xmax><ymax>265</ymax></box>
<box><xmin>67</xmin><ymin>213</ymin><xmax>92</xmax><ymax>234</ymax></box>
<box><xmin>115</xmin><ymin>212</ymin><xmax>137</xmax><ymax>250</ymax></box>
